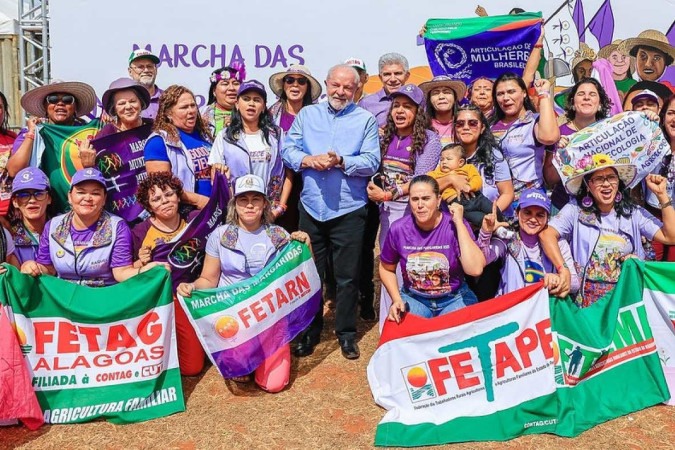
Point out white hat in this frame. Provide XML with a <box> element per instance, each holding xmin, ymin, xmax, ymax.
<box><xmin>234</xmin><ymin>174</ymin><xmax>266</xmax><ymax>196</ymax></box>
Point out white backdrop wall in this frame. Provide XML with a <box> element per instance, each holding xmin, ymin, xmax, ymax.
<box><xmin>50</xmin><ymin>0</ymin><xmax>674</xmax><ymax>113</ymax></box>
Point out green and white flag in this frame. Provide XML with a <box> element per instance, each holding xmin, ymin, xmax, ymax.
<box><xmin>0</xmin><ymin>265</ymin><xmax>184</xmax><ymax>424</ymax></box>
<box><xmin>39</xmin><ymin>120</ymin><xmax>102</xmax><ymax>212</ymax></box>
<box><xmin>367</xmin><ymin>260</ymin><xmax>671</xmax><ymax>446</ymax></box>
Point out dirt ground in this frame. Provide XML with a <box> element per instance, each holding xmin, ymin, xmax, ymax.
<box><xmin>2</xmin><ymin>302</ymin><xmax>675</xmax><ymax>450</ymax></box>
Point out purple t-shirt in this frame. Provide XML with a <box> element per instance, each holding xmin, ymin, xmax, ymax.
<box><xmin>380</xmin><ymin>212</ymin><xmax>474</xmax><ymax>298</ymax></box>
<box><xmin>36</xmin><ymin>220</ymin><xmax>133</xmax><ymax>268</ymax></box>
<box><xmin>358</xmin><ymin>88</ymin><xmax>391</xmax><ymax>128</ymax></box>
<box><xmin>382</xmin><ymin>131</ymin><xmax>442</xmax><ymax>197</ymax></box>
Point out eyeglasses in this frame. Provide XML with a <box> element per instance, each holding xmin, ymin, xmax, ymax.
<box><xmin>455</xmin><ymin>119</ymin><xmax>480</xmax><ymax>128</ymax></box>
<box><xmin>15</xmin><ymin>190</ymin><xmax>48</xmax><ymax>202</ymax></box>
<box><xmin>284</xmin><ymin>76</ymin><xmax>308</xmax><ymax>86</ymax></box>
<box><xmin>149</xmin><ymin>190</ymin><xmax>177</xmax><ymax>204</ymax></box>
<box><xmin>589</xmin><ymin>174</ymin><xmax>619</xmax><ymax>186</ymax></box>
<box><xmin>45</xmin><ymin>94</ymin><xmax>75</xmax><ymax>105</ymax></box>
<box><xmin>130</xmin><ymin>63</ymin><xmax>156</xmax><ymax>73</ymax></box>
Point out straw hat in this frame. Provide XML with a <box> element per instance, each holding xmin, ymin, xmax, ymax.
<box><xmin>623</xmin><ymin>29</ymin><xmax>675</xmax><ymax>65</ymax></box>
<box><xmin>419</xmin><ymin>76</ymin><xmax>467</xmax><ymax>101</ymax></box>
<box><xmin>598</xmin><ymin>40</ymin><xmax>627</xmax><ymax>60</ymax></box>
<box><xmin>268</xmin><ymin>65</ymin><xmax>322</xmax><ymax>102</ymax></box>
<box><xmin>21</xmin><ymin>80</ymin><xmax>96</xmax><ymax>118</ymax></box>
<box><xmin>571</xmin><ymin>43</ymin><xmax>597</xmax><ymax>71</ymax></box>
<box><xmin>564</xmin><ymin>154</ymin><xmax>637</xmax><ymax>195</ymax></box>
<box><xmin>597</xmin><ymin>39</ymin><xmax>636</xmax><ymax>74</ymax></box>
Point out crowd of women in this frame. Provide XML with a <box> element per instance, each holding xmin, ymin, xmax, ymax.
<box><xmin>0</xmin><ymin>27</ymin><xmax>674</xmax><ymax>391</ymax></box>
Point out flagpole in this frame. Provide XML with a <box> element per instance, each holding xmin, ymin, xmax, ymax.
<box><xmin>544</xmin><ymin>0</ymin><xmax>573</xmax><ymax>25</ymax></box>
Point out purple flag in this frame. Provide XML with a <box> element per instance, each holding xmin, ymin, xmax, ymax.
<box><xmin>91</xmin><ymin>124</ymin><xmax>152</xmax><ymax>222</ymax></box>
<box><xmin>573</xmin><ymin>0</ymin><xmax>586</xmax><ymax>42</ymax></box>
<box><xmin>152</xmin><ymin>172</ymin><xmax>230</xmax><ymax>287</ymax></box>
<box><xmin>660</xmin><ymin>21</ymin><xmax>675</xmax><ymax>86</ymax></box>
<box><xmin>588</xmin><ymin>0</ymin><xmax>614</xmax><ymax>48</ymax></box>
<box><xmin>177</xmin><ymin>240</ymin><xmax>321</xmax><ymax>378</ymax></box>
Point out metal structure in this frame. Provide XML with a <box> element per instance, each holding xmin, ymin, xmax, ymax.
<box><xmin>18</xmin><ymin>0</ymin><xmax>49</xmax><ymax>95</ymax></box>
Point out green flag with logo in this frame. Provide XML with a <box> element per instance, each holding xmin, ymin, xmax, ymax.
<box><xmin>0</xmin><ymin>265</ymin><xmax>184</xmax><ymax>424</ymax></box>
<box><xmin>368</xmin><ymin>260</ymin><xmax>670</xmax><ymax>446</ymax></box>
<box><xmin>39</xmin><ymin>120</ymin><xmax>102</xmax><ymax>212</ymax></box>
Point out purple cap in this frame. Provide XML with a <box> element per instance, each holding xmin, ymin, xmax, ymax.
<box><xmin>12</xmin><ymin>167</ymin><xmax>50</xmax><ymax>194</ymax></box>
<box><xmin>390</xmin><ymin>84</ymin><xmax>424</xmax><ymax>106</ymax></box>
<box><xmin>237</xmin><ymin>79</ymin><xmax>267</xmax><ymax>102</ymax></box>
<box><xmin>631</xmin><ymin>89</ymin><xmax>660</xmax><ymax>105</ymax></box>
<box><xmin>517</xmin><ymin>189</ymin><xmax>551</xmax><ymax>213</ymax></box>
<box><xmin>70</xmin><ymin>168</ymin><xmax>107</xmax><ymax>188</ymax></box>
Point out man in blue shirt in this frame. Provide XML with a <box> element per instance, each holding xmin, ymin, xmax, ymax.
<box><xmin>282</xmin><ymin>64</ymin><xmax>380</xmax><ymax>360</ymax></box>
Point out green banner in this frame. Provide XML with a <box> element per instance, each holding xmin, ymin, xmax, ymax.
<box><xmin>39</xmin><ymin>120</ymin><xmax>102</xmax><ymax>212</ymax></box>
<box><xmin>0</xmin><ymin>265</ymin><xmax>185</xmax><ymax>424</ymax></box>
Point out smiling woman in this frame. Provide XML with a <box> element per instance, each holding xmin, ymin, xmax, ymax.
<box><xmin>177</xmin><ymin>174</ymin><xmax>310</xmax><ymax>391</ymax></box>
<box><xmin>540</xmin><ymin>157</ymin><xmax>675</xmax><ymax>307</ymax></box>
<box><xmin>20</xmin><ymin>168</ymin><xmax>168</xmax><ymax>286</ymax></box>
<box><xmin>7</xmin><ymin>81</ymin><xmax>97</xmax><ymax>178</ymax></box>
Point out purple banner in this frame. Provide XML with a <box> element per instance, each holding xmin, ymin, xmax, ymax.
<box><xmin>423</xmin><ymin>13</ymin><xmax>542</xmax><ymax>83</ymax></box>
<box><xmin>91</xmin><ymin>124</ymin><xmax>152</xmax><ymax>222</ymax></box>
<box><xmin>153</xmin><ymin>172</ymin><xmax>230</xmax><ymax>287</ymax></box>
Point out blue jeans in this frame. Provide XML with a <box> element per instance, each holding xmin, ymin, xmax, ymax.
<box><xmin>401</xmin><ymin>283</ymin><xmax>478</xmax><ymax>318</ymax></box>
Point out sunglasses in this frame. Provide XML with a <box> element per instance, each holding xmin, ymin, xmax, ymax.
<box><xmin>45</xmin><ymin>94</ymin><xmax>75</xmax><ymax>105</ymax></box>
<box><xmin>455</xmin><ymin>119</ymin><xmax>480</xmax><ymax>128</ymax></box>
<box><xmin>284</xmin><ymin>76</ymin><xmax>308</xmax><ymax>86</ymax></box>
<box><xmin>15</xmin><ymin>190</ymin><xmax>49</xmax><ymax>202</ymax></box>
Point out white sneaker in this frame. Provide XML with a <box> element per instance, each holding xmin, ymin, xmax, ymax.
<box><xmin>495</xmin><ymin>226</ymin><xmax>515</xmax><ymax>240</ymax></box>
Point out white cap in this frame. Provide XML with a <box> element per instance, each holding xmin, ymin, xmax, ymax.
<box><xmin>344</xmin><ymin>57</ymin><xmax>367</xmax><ymax>72</ymax></box>
<box><xmin>234</xmin><ymin>174</ymin><xmax>266</xmax><ymax>196</ymax></box>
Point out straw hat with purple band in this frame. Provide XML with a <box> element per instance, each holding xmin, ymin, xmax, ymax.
<box><xmin>564</xmin><ymin>154</ymin><xmax>637</xmax><ymax>196</ymax></box>
<box><xmin>390</xmin><ymin>84</ymin><xmax>424</xmax><ymax>106</ymax></box>
<box><xmin>128</xmin><ymin>49</ymin><xmax>160</xmax><ymax>66</ymax></box>
<box><xmin>234</xmin><ymin>174</ymin><xmax>266</xmax><ymax>196</ymax></box>
<box><xmin>11</xmin><ymin>167</ymin><xmax>50</xmax><ymax>194</ymax></box>
<box><xmin>623</xmin><ymin>29</ymin><xmax>675</xmax><ymax>65</ymax></box>
<box><xmin>631</xmin><ymin>89</ymin><xmax>661</xmax><ymax>105</ymax></box>
<box><xmin>101</xmin><ymin>77</ymin><xmax>151</xmax><ymax>115</ymax></box>
<box><xmin>20</xmin><ymin>80</ymin><xmax>97</xmax><ymax>118</ymax></box>
<box><xmin>517</xmin><ymin>189</ymin><xmax>551</xmax><ymax>214</ymax></box>
<box><xmin>419</xmin><ymin>76</ymin><xmax>468</xmax><ymax>101</ymax></box>
<box><xmin>344</xmin><ymin>57</ymin><xmax>367</xmax><ymax>73</ymax></box>
<box><xmin>70</xmin><ymin>168</ymin><xmax>107</xmax><ymax>189</ymax></box>
<box><xmin>269</xmin><ymin>64</ymin><xmax>322</xmax><ymax>101</ymax></box>
<box><xmin>237</xmin><ymin>80</ymin><xmax>268</xmax><ymax>102</ymax></box>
